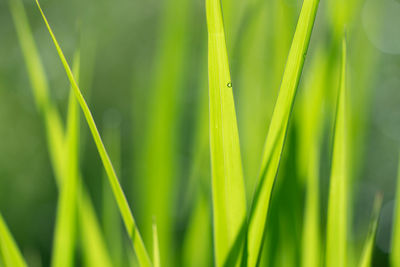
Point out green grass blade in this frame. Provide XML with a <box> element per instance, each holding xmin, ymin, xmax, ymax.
<box><xmin>0</xmin><ymin>213</ymin><xmax>27</xmax><ymax>267</ymax></box>
<box><xmin>246</xmin><ymin>0</ymin><xmax>320</xmax><ymax>266</ymax></box>
<box><xmin>51</xmin><ymin>51</ymin><xmax>81</xmax><ymax>267</ymax></box>
<box><xmin>34</xmin><ymin>1</ymin><xmax>152</xmax><ymax>266</ymax></box>
<box><xmin>152</xmin><ymin>221</ymin><xmax>160</xmax><ymax>267</ymax></box>
<box><xmin>10</xmin><ymin>1</ymin><xmax>114</xmax><ymax>266</ymax></box>
<box><xmin>206</xmin><ymin>0</ymin><xmax>247</xmax><ymax>266</ymax></box>
<box><xmin>391</xmin><ymin>153</ymin><xmax>400</xmax><ymax>267</ymax></box>
<box><xmin>359</xmin><ymin>193</ymin><xmax>383</xmax><ymax>267</ymax></box>
<box><xmin>326</xmin><ymin>36</ymin><xmax>348</xmax><ymax>267</ymax></box>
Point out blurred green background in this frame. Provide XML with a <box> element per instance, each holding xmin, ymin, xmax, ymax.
<box><xmin>0</xmin><ymin>0</ymin><xmax>399</xmax><ymax>266</ymax></box>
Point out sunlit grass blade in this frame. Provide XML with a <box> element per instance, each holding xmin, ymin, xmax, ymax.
<box><xmin>391</xmin><ymin>153</ymin><xmax>400</xmax><ymax>267</ymax></box>
<box><xmin>51</xmin><ymin>51</ymin><xmax>80</xmax><ymax>267</ymax></box>
<box><xmin>34</xmin><ymin>1</ymin><xmax>152</xmax><ymax>266</ymax></box>
<box><xmin>206</xmin><ymin>0</ymin><xmax>247</xmax><ymax>266</ymax></box>
<box><xmin>326</xmin><ymin>36</ymin><xmax>348</xmax><ymax>267</ymax></box>
<box><xmin>0</xmin><ymin>213</ymin><xmax>27</xmax><ymax>267</ymax></box>
<box><xmin>359</xmin><ymin>193</ymin><xmax>383</xmax><ymax>267</ymax></box>
<box><xmin>246</xmin><ymin>0</ymin><xmax>320</xmax><ymax>266</ymax></box>
<box><xmin>152</xmin><ymin>221</ymin><xmax>160</xmax><ymax>267</ymax></box>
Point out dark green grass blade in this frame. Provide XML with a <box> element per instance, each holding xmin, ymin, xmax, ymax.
<box><xmin>34</xmin><ymin>1</ymin><xmax>152</xmax><ymax>266</ymax></box>
<box><xmin>206</xmin><ymin>0</ymin><xmax>247</xmax><ymax>266</ymax></box>
<box><xmin>326</xmin><ymin>36</ymin><xmax>348</xmax><ymax>267</ymax></box>
<box><xmin>246</xmin><ymin>0</ymin><xmax>320</xmax><ymax>266</ymax></box>
<box><xmin>359</xmin><ymin>193</ymin><xmax>383</xmax><ymax>267</ymax></box>
<box><xmin>0</xmin><ymin>213</ymin><xmax>27</xmax><ymax>267</ymax></box>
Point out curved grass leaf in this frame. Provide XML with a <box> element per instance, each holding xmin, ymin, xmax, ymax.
<box><xmin>391</xmin><ymin>153</ymin><xmax>400</xmax><ymax>267</ymax></box>
<box><xmin>0</xmin><ymin>213</ymin><xmax>27</xmax><ymax>267</ymax></box>
<box><xmin>326</xmin><ymin>36</ymin><xmax>348</xmax><ymax>267</ymax></box>
<box><xmin>206</xmin><ymin>0</ymin><xmax>247</xmax><ymax>266</ymax></box>
<box><xmin>246</xmin><ymin>0</ymin><xmax>320</xmax><ymax>266</ymax></box>
<box><xmin>359</xmin><ymin>193</ymin><xmax>382</xmax><ymax>267</ymax></box>
<box><xmin>34</xmin><ymin>1</ymin><xmax>152</xmax><ymax>266</ymax></box>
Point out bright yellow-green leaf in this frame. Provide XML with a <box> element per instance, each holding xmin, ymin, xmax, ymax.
<box><xmin>391</xmin><ymin>153</ymin><xmax>400</xmax><ymax>267</ymax></box>
<box><xmin>206</xmin><ymin>0</ymin><xmax>247</xmax><ymax>266</ymax></box>
<box><xmin>246</xmin><ymin>0</ymin><xmax>320</xmax><ymax>266</ymax></box>
<box><xmin>0</xmin><ymin>213</ymin><xmax>27</xmax><ymax>267</ymax></box>
<box><xmin>34</xmin><ymin>1</ymin><xmax>151</xmax><ymax>266</ymax></box>
<box><xmin>326</xmin><ymin>36</ymin><xmax>348</xmax><ymax>267</ymax></box>
<box><xmin>359</xmin><ymin>193</ymin><xmax>383</xmax><ymax>267</ymax></box>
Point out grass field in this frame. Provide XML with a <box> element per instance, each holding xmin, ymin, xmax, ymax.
<box><xmin>1</xmin><ymin>0</ymin><xmax>400</xmax><ymax>266</ymax></box>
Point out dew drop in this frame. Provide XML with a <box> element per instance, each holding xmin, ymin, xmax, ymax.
<box><xmin>227</xmin><ymin>82</ymin><xmax>232</xmax><ymax>88</ymax></box>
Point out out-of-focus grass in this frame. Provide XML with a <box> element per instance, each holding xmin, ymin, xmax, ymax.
<box><xmin>1</xmin><ymin>0</ymin><xmax>399</xmax><ymax>266</ymax></box>
<box><xmin>34</xmin><ymin>1</ymin><xmax>152</xmax><ymax>265</ymax></box>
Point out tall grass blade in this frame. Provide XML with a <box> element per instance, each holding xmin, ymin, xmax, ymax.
<box><xmin>10</xmin><ymin>1</ymin><xmax>113</xmax><ymax>266</ymax></box>
<box><xmin>359</xmin><ymin>193</ymin><xmax>382</xmax><ymax>267</ymax></box>
<box><xmin>326</xmin><ymin>36</ymin><xmax>348</xmax><ymax>267</ymax></box>
<box><xmin>206</xmin><ymin>0</ymin><xmax>247</xmax><ymax>266</ymax></box>
<box><xmin>246</xmin><ymin>0</ymin><xmax>320</xmax><ymax>265</ymax></box>
<box><xmin>0</xmin><ymin>213</ymin><xmax>27</xmax><ymax>267</ymax></box>
<box><xmin>51</xmin><ymin>52</ymin><xmax>81</xmax><ymax>267</ymax></box>
<box><xmin>391</xmin><ymin>153</ymin><xmax>400</xmax><ymax>267</ymax></box>
<box><xmin>34</xmin><ymin>1</ymin><xmax>152</xmax><ymax>266</ymax></box>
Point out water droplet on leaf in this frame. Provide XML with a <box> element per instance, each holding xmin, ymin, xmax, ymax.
<box><xmin>227</xmin><ymin>82</ymin><xmax>232</xmax><ymax>88</ymax></box>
